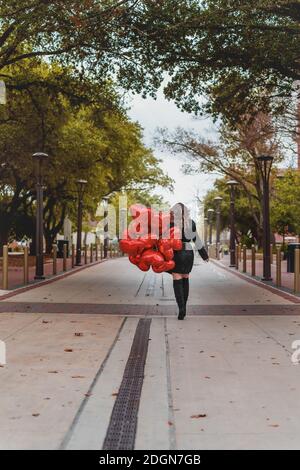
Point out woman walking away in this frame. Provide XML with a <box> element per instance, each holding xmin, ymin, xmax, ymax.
<box><xmin>168</xmin><ymin>203</ymin><xmax>209</xmax><ymax>320</ymax></box>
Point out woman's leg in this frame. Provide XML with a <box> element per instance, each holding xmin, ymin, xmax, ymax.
<box><xmin>172</xmin><ymin>273</ymin><xmax>185</xmax><ymax>320</ymax></box>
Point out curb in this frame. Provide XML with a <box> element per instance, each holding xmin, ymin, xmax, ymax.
<box><xmin>0</xmin><ymin>258</ymin><xmax>110</xmax><ymax>301</ymax></box>
<box><xmin>211</xmin><ymin>259</ymin><xmax>300</xmax><ymax>304</ymax></box>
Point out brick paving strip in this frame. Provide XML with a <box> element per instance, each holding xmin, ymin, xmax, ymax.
<box><xmin>1</xmin><ymin>302</ymin><xmax>300</xmax><ymax>315</ymax></box>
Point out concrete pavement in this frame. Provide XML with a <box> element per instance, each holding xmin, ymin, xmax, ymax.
<box><xmin>1</xmin><ymin>256</ymin><xmax>300</xmax><ymax>450</ymax></box>
<box><xmin>2</xmin><ymin>256</ymin><xmax>293</xmax><ymax>305</ymax></box>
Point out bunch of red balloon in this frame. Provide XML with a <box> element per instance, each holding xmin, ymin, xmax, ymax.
<box><xmin>119</xmin><ymin>205</ymin><xmax>182</xmax><ymax>273</ymax></box>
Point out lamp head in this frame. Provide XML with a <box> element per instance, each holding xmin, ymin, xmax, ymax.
<box><xmin>207</xmin><ymin>208</ymin><xmax>214</xmax><ymax>222</ymax></box>
<box><xmin>32</xmin><ymin>152</ymin><xmax>49</xmax><ymax>160</ymax></box>
<box><xmin>214</xmin><ymin>196</ymin><xmax>223</xmax><ymax>206</ymax></box>
<box><xmin>76</xmin><ymin>179</ymin><xmax>88</xmax><ymax>186</ymax></box>
<box><xmin>226</xmin><ymin>180</ymin><xmax>239</xmax><ymax>187</ymax></box>
<box><xmin>257</xmin><ymin>155</ymin><xmax>274</xmax><ymax>163</ymax></box>
<box><xmin>257</xmin><ymin>155</ymin><xmax>274</xmax><ymax>180</ymax></box>
<box><xmin>76</xmin><ymin>179</ymin><xmax>87</xmax><ymax>197</ymax></box>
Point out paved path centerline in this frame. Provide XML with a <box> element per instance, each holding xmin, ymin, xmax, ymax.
<box><xmin>59</xmin><ymin>317</ymin><xmax>127</xmax><ymax>450</ymax></box>
<box><xmin>134</xmin><ymin>272</ymin><xmax>147</xmax><ymax>298</ymax></box>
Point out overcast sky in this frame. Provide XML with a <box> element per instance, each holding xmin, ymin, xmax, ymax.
<box><xmin>127</xmin><ymin>88</ymin><xmax>218</xmax><ymax>218</ymax></box>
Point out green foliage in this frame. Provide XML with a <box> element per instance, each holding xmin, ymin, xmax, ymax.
<box><xmin>162</xmin><ymin>0</ymin><xmax>300</xmax><ymax>122</ymax></box>
<box><xmin>271</xmin><ymin>169</ymin><xmax>300</xmax><ymax>236</ymax></box>
<box><xmin>204</xmin><ymin>168</ymin><xmax>300</xmax><ymax>246</ymax></box>
<box><xmin>159</xmin><ymin>112</ymin><xmax>285</xmax><ymax>244</ymax></box>
<box><xmin>0</xmin><ymin>59</ymin><xmax>173</xmax><ymax>249</ymax></box>
<box><xmin>1</xmin><ymin>1</ymin><xmax>298</xmax><ymax>123</ymax></box>
<box><xmin>203</xmin><ymin>177</ymin><xmax>260</xmax><ymax>243</ymax></box>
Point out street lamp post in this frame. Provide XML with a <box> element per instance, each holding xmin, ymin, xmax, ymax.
<box><xmin>32</xmin><ymin>152</ymin><xmax>49</xmax><ymax>279</ymax></box>
<box><xmin>214</xmin><ymin>196</ymin><xmax>223</xmax><ymax>257</ymax></box>
<box><xmin>103</xmin><ymin>197</ymin><xmax>109</xmax><ymax>258</ymax></box>
<box><xmin>207</xmin><ymin>208</ymin><xmax>214</xmax><ymax>245</ymax></box>
<box><xmin>204</xmin><ymin>217</ymin><xmax>208</xmax><ymax>250</ymax></box>
<box><xmin>75</xmin><ymin>179</ymin><xmax>87</xmax><ymax>266</ymax></box>
<box><xmin>120</xmin><ymin>207</ymin><xmax>127</xmax><ymax>238</ymax></box>
<box><xmin>257</xmin><ymin>155</ymin><xmax>274</xmax><ymax>281</ymax></box>
<box><xmin>226</xmin><ymin>180</ymin><xmax>239</xmax><ymax>267</ymax></box>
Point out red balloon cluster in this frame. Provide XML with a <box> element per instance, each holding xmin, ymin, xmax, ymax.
<box><xmin>119</xmin><ymin>205</ymin><xmax>182</xmax><ymax>273</ymax></box>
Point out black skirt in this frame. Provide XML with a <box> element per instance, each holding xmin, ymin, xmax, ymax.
<box><xmin>167</xmin><ymin>244</ymin><xmax>194</xmax><ymax>274</ymax></box>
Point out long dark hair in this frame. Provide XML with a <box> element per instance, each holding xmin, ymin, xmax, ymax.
<box><xmin>170</xmin><ymin>202</ymin><xmax>191</xmax><ymax>234</ymax></box>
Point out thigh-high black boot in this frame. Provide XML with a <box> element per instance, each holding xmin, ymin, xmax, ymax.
<box><xmin>173</xmin><ymin>279</ymin><xmax>186</xmax><ymax>320</ymax></box>
<box><xmin>182</xmin><ymin>277</ymin><xmax>189</xmax><ymax>317</ymax></box>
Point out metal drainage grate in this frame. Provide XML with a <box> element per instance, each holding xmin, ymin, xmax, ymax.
<box><xmin>102</xmin><ymin>318</ymin><xmax>151</xmax><ymax>450</ymax></box>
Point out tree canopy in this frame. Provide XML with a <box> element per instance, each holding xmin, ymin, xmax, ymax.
<box><xmin>271</xmin><ymin>169</ymin><xmax>300</xmax><ymax>239</ymax></box>
<box><xmin>204</xmin><ymin>168</ymin><xmax>300</xmax><ymax>247</ymax></box>
<box><xmin>162</xmin><ymin>0</ymin><xmax>300</xmax><ymax>121</ymax></box>
<box><xmin>0</xmin><ymin>58</ymin><xmax>172</xmax><ymax>251</ymax></box>
<box><xmin>158</xmin><ymin>112</ymin><xmax>285</xmax><ymax>241</ymax></box>
<box><xmin>1</xmin><ymin>1</ymin><xmax>299</xmax><ymax>123</ymax></box>
<box><xmin>202</xmin><ymin>177</ymin><xmax>261</xmax><ymax>246</ymax></box>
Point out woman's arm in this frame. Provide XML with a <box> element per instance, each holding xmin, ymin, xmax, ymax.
<box><xmin>191</xmin><ymin>220</ymin><xmax>209</xmax><ymax>261</ymax></box>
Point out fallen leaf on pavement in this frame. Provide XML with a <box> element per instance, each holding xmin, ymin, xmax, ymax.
<box><xmin>75</xmin><ymin>333</ymin><xmax>83</xmax><ymax>337</ymax></box>
<box><xmin>64</xmin><ymin>348</ymin><xmax>73</xmax><ymax>352</ymax></box>
<box><xmin>32</xmin><ymin>413</ymin><xmax>40</xmax><ymax>417</ymax></box>
<box><xmin>71</xmin><ymin>376</ymin><xmax>85</xmax><ymax>379</ymax></box>
<box><xmin>191</xmin><ymin>414</ymin><xmax>207</xmax><ymax>419</ymax></box>
<box><xmin>48</xmin><ymin>370</ymin><xmax>58</xmax><ymax>374</ymax></box>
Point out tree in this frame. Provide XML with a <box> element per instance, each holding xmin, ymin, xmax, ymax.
<box><xmin>0</xmin><ymin>1</ymin><xmax>200</xmax><ymax>95</ymax></box>
<box><xmin>271</xmin><ymin>169</ymin><xmax>300</xmax><ymax>243</ymax></box>
<box><xmin>160</xmin><ymin>0</ymin><xmax>300</xmax><ymax>122</ymax></box>
<box><xmin>202</xmin><ymin>178</ymin><xmax>261</xmax><ymax>246</ymax></box>
<box><xmin>158</xmin><ymin>112</ymin><xmax>283</xmax><ymax>245</ymax></box>
<box><xmin>1</xmin><ymin>1</ymin><xmax>299</xmax><ymax>124</ymax></box>
<box><xmin>204</xmin><ymin>169</ymin><xmax>300</xmax><ymax>247</ymax></box>
<box><xmin>0</xmin><ymin>59</ymin><xmax>173</xmax><ymax>252</ymax></box>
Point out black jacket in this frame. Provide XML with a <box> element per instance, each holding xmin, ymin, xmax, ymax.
<box><xmin>171</xmin><ymin>219</ymin><xmax>209</xmax><ymax>260</ymax></box>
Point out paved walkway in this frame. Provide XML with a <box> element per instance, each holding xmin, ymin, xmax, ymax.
<box><xmin>1</xmin><ymin>256</ymin><xmax>300</xmax><ymax>449</ymax></box>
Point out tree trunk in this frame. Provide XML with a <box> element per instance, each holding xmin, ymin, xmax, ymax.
<box><xmin>0</xmin><ymin>229</ymin><xmax>9</xmax><ymax>256</ymax></box>
<box><xmin>45</xmin><ymin>231</ymin><xmax>55</xmax><ymax>255</ymax></box>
